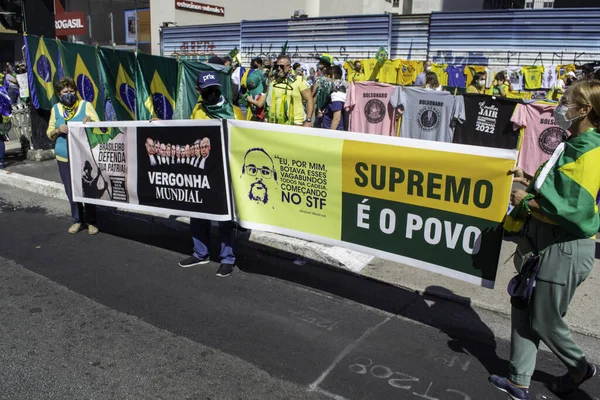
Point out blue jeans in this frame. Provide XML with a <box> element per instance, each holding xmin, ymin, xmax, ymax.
<box><xmin>57</xmin><ymin>160</ymin><xmax>97</xmax><ymax>224</ymax></box>
<box><xmin>190</xmin><ymin>218</ymin><xmax>236</xmax><ymax>265</ymax></box>
<box><xmin>0</xmin><ymin>137</ymin><xmax>5</xmax><ymax>166</ymax></box>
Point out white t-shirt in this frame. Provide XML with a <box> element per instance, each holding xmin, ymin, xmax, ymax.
<box><xmin>507</xmin><ymin>67</ymin><xmax>524</xmax><ymax>91</ymax></box>
<box><xmin>542</xmin><ymin>65</ymin><xmax>559</xmax><ymax>89</ymax></box>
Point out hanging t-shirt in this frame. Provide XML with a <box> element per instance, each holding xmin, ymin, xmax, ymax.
<box><xmin>391</xmin><ymin>86</ymin><xmax>465</xmax><ymax>142</ymax></box>
<box><xmin>507</xmin><ymin>67</ymin><xmax>524</xmax><ymax>91</ymax></box>
<box><xmin>446</xmin><ymin>65</ymin><xmax>466</xmax><ymax>88</ymax></box>
<box><xmin>464</xmin><ymin>66</ymin><xmax>487</xmax><ymax>88</ymax></box>
<box><xmin>521</xmin><ymin>66</ymin><xmax>544</xmax><ymax>90</ymax></box>
<box><xmin>557</xmin><ymin>64</ymin><xmax>576</xmax><ymax>80</ymax></box>
<box><xmin>396</xmin><ymin>60</ymin><xmax>423</xmax><ymax>85</ymax></box>
<box><xmin>453</xmin><ymin>95</ymin><xmax>520</xmax><ymax>149</ymax></box>
<box><xmin>431</xmin><ymin>63</ymin><xmax>448</xmax><ymax>86</ymax></box>
<box><xmin>542</xmin><ymin>65</ymin><xmax>559</xmax><ymax>89</ymax></box>
<box><xmin>362</xmin><ymin>59</ymin><xmax>380</xmax><ymax>81</ymax></box>
<box><xmin>511</xmin><ymin>102</ymin><xmax>570</xmax><ymax>176</ymax></box>
<box><xmin>379</xmin><ymin>60</ymin><xmax>400</xmax><ymax>84</ymax></box>
<box><xmin>345</xmin><ymin>82</ymin><xmax>397</xmax><ymax>136</ymax></box>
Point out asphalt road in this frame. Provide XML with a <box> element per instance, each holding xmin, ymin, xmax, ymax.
<box><xmin>0</xmin><ymin>184</ymin><xmax>599</xmax><ymax>400</ymax></box>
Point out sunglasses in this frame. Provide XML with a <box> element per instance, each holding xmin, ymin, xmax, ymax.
<box><xmin>275</xmin><ymin>64</ymin><xmax>287</xmax><ymax>70</ymax></box>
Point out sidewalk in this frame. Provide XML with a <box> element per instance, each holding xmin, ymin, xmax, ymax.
<box><xmin>1</xmin><ymin>155</ymin><xmax>599</xmax><ymax>338</ymax></box>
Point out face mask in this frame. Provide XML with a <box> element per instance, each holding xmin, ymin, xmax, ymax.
<box><xmin>61</xmin><ymin>93</ymin><xmax>77</xmax><ymax>107</ymax></box>
<box><xmin>425</xmin><ymin>66</ymin><xmax>432</xmax><ymax>72</ymax></box>
<box><xmin>478</xmin><ymin>80</ymin><xmax>486</xmax><ymax>86</ymax></box>
<box><xmin>202</xmin><ymin>89</ymin><xmax>221</xmax><ymax>106</ymax></box>
<box><xmin>553</xmin><ymin>105</ymin><xmax>579</xmax><ymax>130</ymax></box>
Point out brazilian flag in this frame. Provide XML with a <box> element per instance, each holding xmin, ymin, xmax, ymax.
<box><xmin>24</xmin><ymin>35</ymin><xmax>61</xmax><ymax>110</ymax></box>
<box><xmin>57</xmin><ymin>40</ymin><xmax>105</xmax><ymax>120</ymax></box>
<box><xmin>135</xmin><ymin>53</ymin><xmax>178</xmax><ymax>120</ymax></box>
<box><xmin>98</xmin><ymin>48</ymin><xmax>136</xmax><ymax>121</ymax></box>
<box><xmin>86</xmin><ymin>127</ymin><xmax>122</xmax><ymax>149</ymax></box>
<box><xmin>174</xmin><ymin>61</ymin><xmax>232</xmax><ymax>119</ymax></box>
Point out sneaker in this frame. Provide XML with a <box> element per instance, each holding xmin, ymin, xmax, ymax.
<box><xmin>489</xmin><ymin>375</ymin><xmax>530</xmax><ymax>400</ymax></box>
<box><xmin>178</xmin><ymin>255</ymin><xmax>210</xmax><ymax>268</ymax></box>
<box><xmin>549</xmin><ymin>363</ymin><xmax>596</xmax><ymax>395</ymax></box>
<box><xmin>216</xmin><ymin>263</ymin><xmax>234</xmax><ymax>277</ymax></box>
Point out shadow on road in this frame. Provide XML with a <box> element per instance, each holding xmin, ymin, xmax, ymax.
<box><xmin>95</xmin><ymin>209</ymin><xmax>596</xmax><ymax>399</ymax></box>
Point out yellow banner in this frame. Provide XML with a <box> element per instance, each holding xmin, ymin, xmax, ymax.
<box><xmin>229</xmin><ymin>124</ymin><xmax>343</xmax><ymax>239</ymax></box>
<box><xmin>341</xmin><ymin>140</ymin><xmax>515</xmax><ymax>222</ymax></box>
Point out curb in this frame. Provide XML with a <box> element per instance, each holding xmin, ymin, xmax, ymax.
<box><xmin>0</xmin><ymin>170</ymin><xmax>67</xmax><ymax>200</ymax></box>
<box><xmin>0</xmin><ymin>170</ymin><xmax>373</xmax><ymax>275</ymax></box>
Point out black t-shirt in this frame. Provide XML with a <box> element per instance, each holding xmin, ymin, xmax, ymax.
<box><xmin>452</xmin><ymin>94</ymin><xmax>521</xmax><ymax>149</ymax></box>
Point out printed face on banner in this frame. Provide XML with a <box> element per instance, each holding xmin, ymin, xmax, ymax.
<box><xmin>136</xmin><ymin>125</ymin><xmax>228</xmax><ymax>215</ymax></box>
<box><xmin>241</xmin><ymin>148</ymin><xmax>278</xmax><ymax>205</ymax></box>
<box><xmin>230</xmin><ymin>125</ymin><xmax>343</xmax><ymax>239</ymax></box>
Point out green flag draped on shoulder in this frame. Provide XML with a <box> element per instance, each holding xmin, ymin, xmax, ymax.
<box><xmin>174</xmin><ymin>61</ymin><xmax>232</xmax><ymax>119</ymax></box>
<box><xmin>98</xmin><ymin>48</ymin><xmax>136</xmax><ymax>121</ymax></box>
<box><xmin>135</xmin><ymin>53</ymin><xmax>178</xmax><ymax>120</ymax></box>
<box><xmin>535</xmin><ymin>129</ymin><xmax>600</xmax><ymax>238</ymax></box>
<box><xmin>24</xmin><ymin>35</ymin><xmax>60</xmax><ymax>110</ymax></box>
<box><xmin>57</xmin><ymin>41</ymin><xmax>105</xmax><ymax>120</ymax></box>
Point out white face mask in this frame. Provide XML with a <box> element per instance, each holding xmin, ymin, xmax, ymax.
<box><xmin>553</xmin><ymin>104</ymin><xmax>579</xmax><ymax>131</ymax></box>
<box><xmin>425</xmin><ymin>66</ymin><xmax>432</xmax><ymax>72</ymax></box>
<box><xmin>478</xmin><ymin>80</ymin><xmax>486</xmax><ymax>86</ymax></box>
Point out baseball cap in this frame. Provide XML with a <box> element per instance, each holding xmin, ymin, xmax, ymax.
<box><xmin>566</xmin><ymin>71</ymin><xmax>576</xmax><ymax>78</ymax></box>
<box><xmin>197</xmin><ymin>72</ymin><xmax>221</xmax><ymax>89</ymax></box>
<box><xmin>319</xmin><ymin>53</ymin><xmax>333</xmax><ymax>66</ymax></box>
<box><xmin>246</xmin><ymin>71</ymin><xmax>264</xmax><ymax>97</ymax></box>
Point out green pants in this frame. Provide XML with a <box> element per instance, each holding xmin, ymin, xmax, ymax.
<box><xmin>509</xmin><ymin>218</ymin><xmax>595</xmax><ymax>386</ymax></box>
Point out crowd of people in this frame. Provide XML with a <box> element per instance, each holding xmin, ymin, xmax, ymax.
<box><xmin>36</xmin><ymin>50</ymin><xmax>600</xmax><ymax>399</ymax></box>
<box><xmin>0</xmin><ymin>61</ymin><xmax>27</xmax><ymax>170</ymax></box>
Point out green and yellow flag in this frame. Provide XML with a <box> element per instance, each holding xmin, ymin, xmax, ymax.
<box><xmin>174</xmin><ymin>60</ymin><xmax>232</xmax><ymax>119</ymax></box>
<box><xmin>135</xmin><ymin>53</ymin><xmax>178</xmax><ymax>120</ymax></box>
<box><xmin>86</xmin><ymin>127</ymin><xmax>123</xmax><ymax>149</ymax></box>
<box><xmin>98</xmin><ymin>48</ymin><xmax>137</xmax><ymax>120</ymax></box>
<box><xmin>57</xmin><ymin>41</ymin><xmax>105</xmax><ymax>120</ymax></box>
<box><xmin>24</xmin><ymin>35</ymin><xmax>60</xmax><ymax>110</ymax></box>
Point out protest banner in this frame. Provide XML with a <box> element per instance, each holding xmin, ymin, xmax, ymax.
<box><xmin>68</xmin><ymin>120</ymin><xmax>233</xmax><ymax>221</ymax></box>
<box><xmin>227</xmin><ymin>120</ymin><xmax>517</xmax><ymax>288</ymax></box>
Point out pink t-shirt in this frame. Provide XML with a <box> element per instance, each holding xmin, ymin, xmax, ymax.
<box><xmin>511</xmin><ymin>103</ymin><xmax>569</xmax><ymax>176</ymax></box>
<box><xmin>345</xmin><ymin>82</ymin><xmax>398</xmax><ymax>136</ymax></box>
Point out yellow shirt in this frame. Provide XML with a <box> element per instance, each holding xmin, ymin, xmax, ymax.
<box><xmin>466</xmin><ymin>85</ymin><xmax>485</xmax><ymax>94</ymax></box>
<box><xmin>463</xmin><ymin>66</ymin><xmax>487</xmax><ymax>88</ymax></box>
<box><xmin>267</xmin><ymin>77</ymin><xmax>309</xmax><ymax>125</ymax></box>
<box><xmin>47</xmin><ymin>101</ymin><xmax>98</xmax><ymax>137</ymax></box>
<box><xmin>344</xmin><ymin>61</ymin><xmax>367</xmax><ymax>82</ymax></box>
<box><xmin>521</xmin><ymin>66</ymin><xmax>544</xmax><ymax>89</ymax></box>
<box><xmin>431</xmin><ymin>63</ymin><xmax>448</xmax><ymax>86</ymax></box>
<box><xmin>557</xmin><ymin>64</ymin><xmax>575</xmax><ymax>80</ymax></box>
<box><xmin>190</xmin><ymin>103</ymin><xmax>210</xmax><ymax>120</ymax></box>
<box><xmin>349</xmin><ymin>71</ymin><xmax>367</xmax><ymax>82</ymax></box>
<box><xmin>361</xmin><ymin>59</ymin><xmax>379</xmax><ymax>81</ymax></box>
<box><xmin>378</xmin><ymin>60</ymin><xmax>399</xmax><ymax>84</ymax></box>
<box><xmin>506</xmin><ymin>91</ymin><xmax>532</xmax><ymax>100</ymax></box>
<box><xmin>396</xmin><ymin>60</ymin><xmax>422</xmax><ymax>85</ymax></box>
